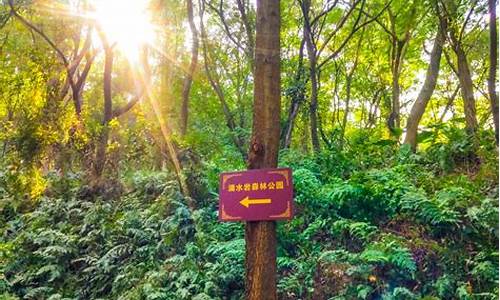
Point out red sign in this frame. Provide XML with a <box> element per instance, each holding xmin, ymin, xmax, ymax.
<box><xmin>218</xmin><ymin>168</ymin><xmax>294</xmax><ymax>221</ymax></box>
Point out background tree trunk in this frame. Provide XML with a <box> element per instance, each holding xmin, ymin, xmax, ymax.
<box><xmin>440</xmin><ymin>4</ymin><xmax>479</xmax><ymax>138</ymax></box>
<box><xmin>94</xmin><ymin>32</ymin><xmax>113</xmax><ymax>177</ymax></box>
<box><xmin>180</xmin><ymin>0</ymin><xmax>199</xmax><ymax>136</ymax></box>
<box><xmin>455</xmin><ymin>43</ymin><xmax>478</xmax><ymax>136</ymax></box>
<box><xmin>390</xmin><ymin>43</ymin><xmax>401</xmax><ymax>130</ymax></box>
<box><xmin>281</xmin><ymin>38</ymin><xmax>305</xmax><ymax>149</ymax></box>
<box><xmin>340</xmin><ymin>71</ymin><xmax>353</xmax><ymax>148</ymax></box>
<box><xmin>340</xmin><ymin>32</ymin><xmax>363</xmax><ymax>148</ymax></box>
<box><xmin>404</xmin><ymin>22</ymin><xmax>445</xmax><ymax>150</ymax></box>
<box><xmin>488</xmin><ymin>0</ymin><xmax>499</xmax><ymax>144</ymax></box>
<box><xmin>302</xmin><ymin>0</ymin><xmax>320</xmax><ymax>152</ymax></box>
<box><xmin>245</xmin><ymin>0</ymin><xmax>280</xmax><ymax>298</ymax></box>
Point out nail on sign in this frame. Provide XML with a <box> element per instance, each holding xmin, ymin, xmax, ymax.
<box><xmin>218</xmin><ymin>168</ymin><xmax>294</xmax><ymax>221</ymax></box>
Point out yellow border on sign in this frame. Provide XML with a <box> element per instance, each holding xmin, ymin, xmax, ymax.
<box><xmin>268</xmin><ymin>170</ymin><xmax>290</xmax><ymax>186</ymax></box>
<box><xmin>220</xmin><ymin>204</ymin><xmax>242</xmax><ymax>220</ymax></box>
<box><xmin>270</xmin><ymin>201</ymin><xmax>291</xmax><ymax>218</ymax></box>
<box><xmin>221</xmin><ymin>174</ymin><xmax>242</xmax><ymax>189</ymax></box>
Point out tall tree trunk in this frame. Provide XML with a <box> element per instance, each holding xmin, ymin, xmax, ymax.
<box><xmin>245</xmin><ymin>0</ymin><xmax>280</xmax><ymax>298</ymax></box>
<box><xmin>340</xmin><ymin>31</ymin><xmax>363</xmax><ymax>148</ymax></box>
<box><xmin>437</xmin><ymin>1</ymin><xmax>478</xmax><ymax>140</ymax></box>
<box><xmin>301</xmin><ymin>0</ymin><xmax>320</xmax><ymax>152</ymax></box>
<box><xmin>391</xmin><ymin>41</ymin><xmax>402</xmax><ymax>130</ymax></box>
<box><xmin>180</xmin><ymin>0</ymin><xmax>199</xmax><ymax>136</ymax></box>
<box><xmin>441</xmin><ymin>7</ymin><xmax>479</xmax><ymax>137</ymax></box>
<box><xmin>340</xmin><ymin>72</ymin><xmax>352</xmax><ymax>148</ymax></box>
<box><xmin>388</xmin><ymin>37</ymin><xmax>409</xmax><ymax>133</ymax></box>
<box><xmin>236</xmin><ymin>0</ymin><xmax>255</xmax><ymax>70</ymax></box>
<box><xmin>94</xmin><ymin>40</ymin><xmax>113</xmax><ymax>177</ymax></box>
<box><xmin>282</xmin><ymin>95</ymin><xmax>301</xmax><ymax>149</ymax></box>
<box><xmin>404</xmin><ymin>22</ymin><xmax>445</xmax><ymax>150</ymax></box>
<box><xmin>308</xmin><ymin>55</ymin><xmax>320</xmax><ymax>152</ymax></box>
<box><xmin>455</xmin><ymin>43</ymin><xmax>478</xmax><ymax>136</ymax></box>
<box><xmin>282</xmin><ymin>38</ymin><xmax>305</xmax><ymax>149</ymax></box>
<box><xmin>387</xmin><ymin>10</ymin><xmax>411</xmax><ymax>134</ymax></box>
<box><xmin>488</xmin><ymin>0</ymin><xmax>499</xmax><ymax>144</ymax></box>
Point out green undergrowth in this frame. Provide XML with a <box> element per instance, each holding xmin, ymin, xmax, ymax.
<box><xmin>0</xmin><ymin>143</ymin><xmax>498</xmax><ymax>299</ymax></box>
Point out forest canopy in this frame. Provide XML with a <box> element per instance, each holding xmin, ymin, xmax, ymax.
<box><xmin>0</xmin><ymin>0</ymin><xmax>498</xmax><ymax>299</ymax></box>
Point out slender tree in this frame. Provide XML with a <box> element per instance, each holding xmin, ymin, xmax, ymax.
<box><xmin>93</xmin><ymin>29</ymin><xmax>145</xmax><ymax>177</ymax></box>
<box><xmin>180</xmin><ymin>0</ymin><xmax>199</xmax><ymax>136</ymax></box>
<box><xmin>340</xmin><ymin>29</ymin><xmax>364</xmax><ymax>148</ymax></box>
<box><xmin>438</xmin><ymin>0</ymin><xmax>478</xmax><ymax>138</ymax></box>
<box><xmin>298</xmin><ymin>0</ymin><xmax>387</xmax><ymax>151</ymax></box>
<box><xmin>488</xmin><ymin>0</ymin><xmax>498</xmax><ymax>144</ymax></box>
<box><xmin>245</xmin><ymin>0</ymin><xmax>280</xmax><ymax>298</ymax></box>
<box><xmin>281</xmin><ymin>38</ymin><xmax>306</xmax><ymax>149</ymax></box>
<box><xmin>404</xmin><ymin>19</ymin><xmax>446</xmax><ymax>150</ymax></box>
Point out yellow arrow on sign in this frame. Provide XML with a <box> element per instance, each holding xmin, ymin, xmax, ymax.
<box><xmin>240</xmin><ymin>196</ymin><xmax>272</xmax><ymax>208</ymax></box>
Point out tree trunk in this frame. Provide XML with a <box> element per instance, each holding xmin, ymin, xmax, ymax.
<box><xmin>388</xmin><ymin>37</ymin><xmax>409</xmax><ymax>133</ymax></box>
<box><xmin>340</xmin><ymin>73</ymin><xmax>352</xmax><ymax>148</ymax></box>
<box><xmin>340</xmin><ymin>31</ymin><xmax>363</xmax><ymax>148</ymax></box>
<box><xmin>282</xmin><ymin>38</ymin><xmax>305</xmax><ymax>149</ymax></box>
<box><xmin>236</xmin><ymin>0</ymin><xmax>255</xmax><ymax>70</ymax></box>
<box><xmin>391</xmin><ymin>44</ymin><xmax>401</xmax><ymax>130</ymax></box>
<box><xmin>404</xmin><ymin>23</ymin><xmax>445</xmax><ymax>150</ymax></box>
<box><xmin>245</xmin><ymin>0</ymin><xmax>280</xmax><ymax>298</ymax></box>
<box><xmin>454</xmin><ymin>43</ymin><xmax>478</xmax><ymax>136</ymax></box>
<box><xmin>302</xmin><ymin>0</ymin><xmax>320</xmax><ymax>152</ymax></box>
<box><xmin>180</xmin><ymin>0</ymin><xmax>199</xmax><ymax>136</ymax></box>
<box><xmin>282</xmin><ymin>96</ymin><xmax>301</xmax><ymax>149</ymax></box>
<box><xmin>308</xmin><ymin>58</ymin><xmax>320</xmax><ymax>152</ymax></box>
<box><xmin>488</xmin><ymin>0</ymin><xmax>499</xmax><ymax>144</ymax></box>
<box><xmin>387</xmin><ymin>9</ymin><xmax>411</xmax><ymax>134</ymax></box>
<box><xmin>94</xmin><ymin>32</ymin><xmax>113</xmax><ymax>177</ymax></box>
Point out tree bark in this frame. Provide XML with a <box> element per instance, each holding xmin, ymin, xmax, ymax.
<box><xmin>245</xmin><ymin>0</ymin><xmax>280</xmax><ymax>299</ymax></box>
<box><xmin>301</xmin><ymin>0</ymin><xmax>320</xmax><ymax>152</ymax></box>
<box><xmin>389</xmin><ymin>38</ymin><xmax>409</xmax><ymax>132</ymax></box>
<box><xmin>387</xmin><ymin>9</ymin><xmax>411</xmax><ymax>134</ymax></box>
<box><xmin>180</xmin><ymin>0</ymin><xmax>199</xmax><ymax>136</ymax></box>
<box><xmin>440</xmin><ymin>2</ymin><xmax>479</xmax><ymax>138</ymax></box>
<box><xmin>340</xmin><ymin>71</ymin><xmax>353</xmax><ymax>148</ymax></box>
<box><xmin>340</xmin><ymin>31</ymin><xmax>363</xmax><ymax>148</ymax></box>
<box><xmin>94</xmin><ymin>36</ymin><xmax>113</xmax><ymax>177</ymax></box>
<box><xmin>282</xmin><ymin>38</ymin><xmax>305</xmax><ymax>149</ymax></box>
<box><xmin>404</xmin><ymin>22</ymin><xmax>445</xmax><ymax>151</ymax></box>
<box><xmin>390</xmin><ymin>41</ymin><xmax>402</xmax><ymax>130</ymax></box>
<box><xmin>454</xmin><ymin>43</ymin><xmax>478</xmax><ymax>136</ymax></box>
<box><xmin>488</xmin><ymin>0</ymin><xmax>499</xmax><ymax>144</ymax></box>
<box><xmin>236</xmin><ymin>0</ymin><xmax>255</xmax><ymax>70</ymax></box>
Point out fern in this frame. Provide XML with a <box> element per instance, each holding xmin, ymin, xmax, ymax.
<box><xmin>331</xmin><ymin>219</ymin><xmax>377</xmax><ymax>244</ymax></box>
<box><xmin>400</xmin><ymin>190</ymin><xmax>460</xmax><ymax>227</ymax></box>
<box><xmin>360</xmin><ymin>237</ymin><xmax>417</xmax><ymax>275</ymax></box>
<box><xmin>381</xmin><ymin>287</ymin><xmax>418</xmax><ymax>300</ymax></box>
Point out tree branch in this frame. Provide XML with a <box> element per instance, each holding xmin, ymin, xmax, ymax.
<box><xmin>205</xmin><ymin>0</ymin><xmax>245</xmax><ymax>52</ymax></box>
<box><xmin>317</xmin><ymin>0</ymin><xmax>363</xmax><ymax>57</ymax></box>
<box><xmin>8</xmin><ymin>0</ymin><xmax>69</xmax><ymax>67</ymax></box>
<box><xmin>318</xmin><ymin>0</ymin><xmax>391</xmax><ymax>70</ymax></box>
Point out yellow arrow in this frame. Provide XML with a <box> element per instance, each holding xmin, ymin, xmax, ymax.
<box><xmin>240</xmin><ymin>196</ymin><xmax>272</xmax><ymax>208</ymax></box>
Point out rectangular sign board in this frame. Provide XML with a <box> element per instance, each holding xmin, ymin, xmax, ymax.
<box><xmin>218</xmin><ymin>168</ymin><xmax>294</xmax><ymax>221</ymax></box>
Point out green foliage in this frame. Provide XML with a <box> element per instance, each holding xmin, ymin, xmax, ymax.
<box><xmin>0</xmin><ymin>0</ymin><xmax>498</xmax><ymax>298</ymax></box>
<box><xmin>0</xmin><ymin>143</ymin><xmax>497</xmax><ymax>299</ymax></box>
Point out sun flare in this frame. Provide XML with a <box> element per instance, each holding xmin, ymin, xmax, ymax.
<box><xmin>91</xmin><ymin>0</ymin><xmax>155</xmax><ymax>62</ymax></box>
